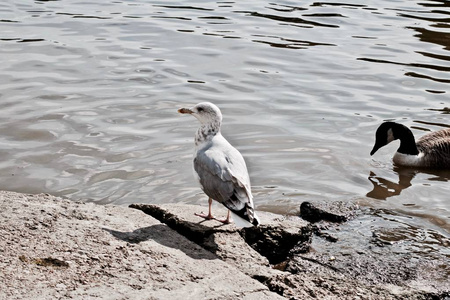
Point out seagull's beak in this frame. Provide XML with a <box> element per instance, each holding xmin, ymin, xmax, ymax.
<box><xmin>178</xmin><ymin>108</ymin><xmax>193</xmax><ymax>114</ymax></box>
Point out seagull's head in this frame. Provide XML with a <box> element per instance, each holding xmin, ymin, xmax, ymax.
<box><xmin>178</xmin><ymin>102</ymin><xmax>223</xmax><ymax>126</ymax></box>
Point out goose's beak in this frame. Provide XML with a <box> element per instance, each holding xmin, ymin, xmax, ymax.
<box><xmin>178</xmin><ymin>108</ymin><xmax>193</xmax><ymax>114</ymax></box>
<box><xmin>370</xmin><ymin>142</ymin><xmax>383</xmax><ymax>156</ymax></box>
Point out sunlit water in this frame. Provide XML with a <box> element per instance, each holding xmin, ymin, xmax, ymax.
<box><xmin>1</xmin><ymin>0</ymin><xmax>449</xmax><ymax>258</ymax></box>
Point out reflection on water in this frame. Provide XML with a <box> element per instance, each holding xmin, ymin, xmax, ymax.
<box><xmin>0</xmin><ymin>0</ymin><xmax>449</xmax><ymax>257</ymax></box>
<box><xmin>367</xmin><ymin>166</ymin><xmax>450</xmax><ymax>200</ymax></box>
<box><xmin>367</xmin><ymin>167</ymin><xmax>415</xmax><ymax>200</ymax></box>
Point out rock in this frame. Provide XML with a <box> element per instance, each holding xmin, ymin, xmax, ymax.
<box><xmin>0</xmin><ymin>191</ymin><xmax>282</xmax><ymax>300</ymax></box>
<box><xmin>1</xmin><ymin>191</ymin><xmax>448</xmax><ymax>300</ymax></box>
<box><xmin>130</xmin><ymin>203</ymin><xmax>312</xmax><ymax>265</ymax></box>
<box><xmin>55</xmin><ymin>283</ymin><xmax>67</xmax><ymax>291</ymax></box>
<box><xmin>129</xmin><ymin>203</ymin><xmax>312</xmax><ymax>281</ymax></box>
<box><xmin>240</xmin><ymin>221</ymin><xmax>312</xmax><ymax>264</ymax></box>
<box><xmin>299</xmin><ymin>201</ymin><xmax>349</xmax><ymax>223</ymax></box>
<box><xmin>130</xmin><ymin>202</ymin><xmax>450</xmax><ymax>300</ymax></box>
<box><xmin>33</xmin><ymin>257</ymin><xmax>69</xmax><ymax>268</ymax></box>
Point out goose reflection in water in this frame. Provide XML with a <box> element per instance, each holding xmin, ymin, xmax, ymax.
<box><xmin>366</xmin><ymin>167</ymin><xmax>449</xmax><ymax>200</ymax></box>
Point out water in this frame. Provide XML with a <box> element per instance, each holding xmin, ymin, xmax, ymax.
<box><xmin>0</xmin><ymin>0</ymin><xmax>449</xmax><ymax>258</ymax></box>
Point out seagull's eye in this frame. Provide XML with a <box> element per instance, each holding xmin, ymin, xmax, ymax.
<box><xmin>197</xmin><ymin>107</ymin><xmax>204</xmax><ymax>112</ymax></box>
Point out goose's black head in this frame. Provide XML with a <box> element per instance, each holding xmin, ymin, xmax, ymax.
<box><xmin>370</xmin><ymin>122</ymin><xmax>418</xmax><ymax>156</ymax></box>
<box><xmin>370</xmin><ymin>122</ymin><xmax>397</xmax><ymax>156</ymax></box>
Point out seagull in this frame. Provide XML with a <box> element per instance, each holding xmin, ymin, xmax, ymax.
<box><xmin>178</xmin><ymin>102</ymin><xmax>260</xmax><ymax>227</ymax></box>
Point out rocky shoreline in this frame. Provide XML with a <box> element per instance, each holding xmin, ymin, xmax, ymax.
<box><xmin>0</xmin><ymin>191</ymin><xmax>448</xmax><ymax>299</ymax></box>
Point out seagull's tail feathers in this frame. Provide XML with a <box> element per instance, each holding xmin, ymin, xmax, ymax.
<box><xmin>223</xmin><ymin>200</ymin><xmax>260</xmax><ymax>227</ymax></box>
<box><xmin>225</xmin><ymin>174</ymin><xmax>260</xmax><ymax>227</ymax></box>
<box><xmin>230</xmin><ymin>211</ymin><xmax>254</xmax><ymax>228</ymax></box>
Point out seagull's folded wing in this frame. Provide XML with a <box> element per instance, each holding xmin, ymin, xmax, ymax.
<box><xmin>194</xmin><ymin>147</ymin><xmax>251</xmax><ymax>211</ymax></box>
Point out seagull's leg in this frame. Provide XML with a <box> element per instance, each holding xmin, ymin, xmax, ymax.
<box><xmin>215</xmin><ymin>210</ymin><xmax>232</xmax><ymax>224</ymax></box>
<box><xmin>195</xmin><ymin>197</ymin><xmax>214</xmax><ymax>220</ymax></box>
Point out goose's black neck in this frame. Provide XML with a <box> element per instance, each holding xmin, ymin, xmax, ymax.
<box><xmin>394</xmin><ymin>123</ymin><xmax>419</xmax><ymax>155</ymax></box>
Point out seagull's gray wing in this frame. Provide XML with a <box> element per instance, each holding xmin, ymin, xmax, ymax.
<box><xmin>193</xmin><ymin>144</ymin><xmax>252</xmax><ymax>212</ymax></box>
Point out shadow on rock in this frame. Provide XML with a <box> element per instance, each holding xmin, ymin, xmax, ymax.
<box><xmin>103</xmin><ymin>224</ymin><xmax>217</xmax><ymax>260</ymax></box>
<box><xmin>129</xmin><ymin>203</ymin><xmax>313</xmax><ymax>266</ymax></box>
<box><xmin>128</xmin><ymin>203</ymin><xmax>227</xmax><ymax>248</ymax></box>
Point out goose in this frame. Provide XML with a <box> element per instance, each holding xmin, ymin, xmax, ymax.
<box><xmin>178</xmin><ymin>102</ymin><xmax>260</xmax><ymax>227</ymax></box>
<box><xmin>370</xmin><ymin>121</ymin><xmax>450</xmax><ymax>168</ymax></box>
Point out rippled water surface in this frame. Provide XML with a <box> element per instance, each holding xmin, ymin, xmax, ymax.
<box><xmin>1</xmin><ymin>0</ymin><xmax>449</xmax><ymax>256</ymax></box>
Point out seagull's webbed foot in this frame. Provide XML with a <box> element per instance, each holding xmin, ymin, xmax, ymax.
<box><xmin>214</xmin><ymin>217</ymin><xmax>231</xmax><ymax>224</ymax></box>
<box><xmin>195</xmin><ymin>198</ymin><xmax>215</xmax><ymax>221</ymax></box>
<box><xmin>214</xmin><ymin>210</ymin><xmax>232</xmax><ymax>224</ymax></box>
<box><xmin>194</xmin><ymin>212</ymin><xmax>214</xmax><ymax>220</ymax></box>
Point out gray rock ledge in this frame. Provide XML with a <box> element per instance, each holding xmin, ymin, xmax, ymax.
<box><xmin>1</xmin><ymin>191</ymin><xmax>448</xmax><ymax>300</ymax></box>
